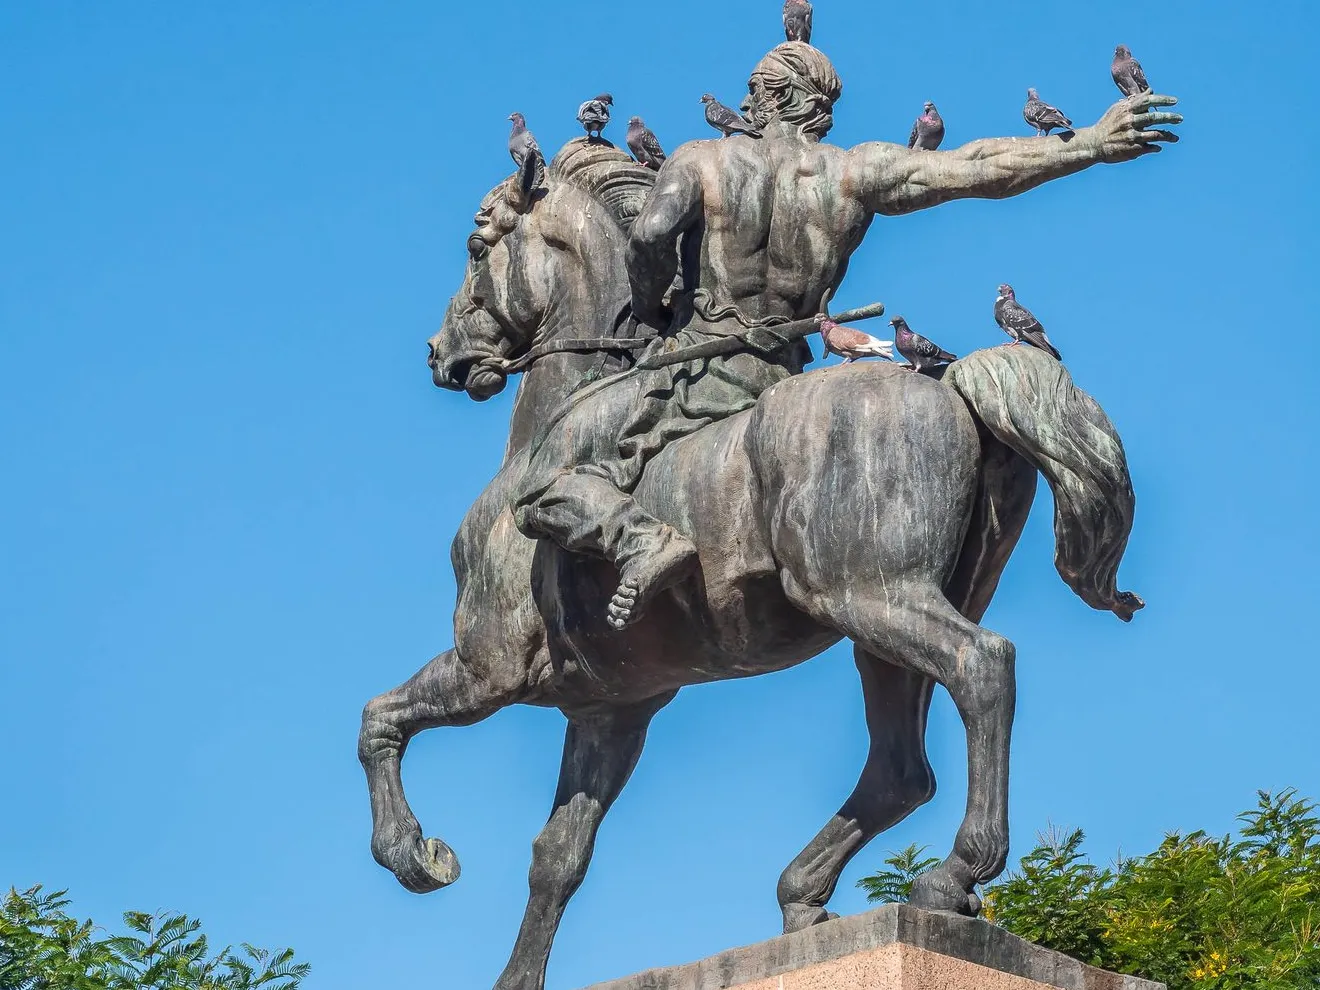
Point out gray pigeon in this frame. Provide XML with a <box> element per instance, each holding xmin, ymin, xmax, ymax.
<box><xmin>908</xmin><ymin>101</ymin><xmax>945</xmax><ymax>150</ymax></box>
<box><xmin>701</xmin><ymin>94</ymin><xmax>762</xmax><ymax>137</ymax></box>
<box><xmin>507</xmin><ymin>112</ymin><xmax>546</xmax><ymax>192</ymax></box>
<box><xmin>783</xmin><ymin>0</ymin><xmax>813</xmax><ymax>44</ymax></box>
<box><xmin>1111</xmin><ymin>45</ymin><xmax>1151</xmax><ymax>98</ymax></box>
<box><xmin>1023</xmin><ymin>88</ymin><xmax>1073</xmax><ymax>136</ymax></box>
<box><xmin>994</xmin><ymin>284</ymin><xmax>1062</xmax><ymax>360</ymax></box>
<box><xmin>576</xmin><ymin>93</ymin><xmax>614</xmax><ymax>140</ymax></box>
<box><xmin>891</xmin><ymin>317</ymin><xmax>956</xmax><ymax>372</ymax></box>
<box><xmin>627</xmin><ymin>116</ymin><xmax>667</xmax><ymax>170</ymax></box>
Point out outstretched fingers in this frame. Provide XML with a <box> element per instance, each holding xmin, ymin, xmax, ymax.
<box><xmin>1133</xmin><ymin>110</ymin><xmax>1183</xmax><ymax>129</ymax></box>
<box><xmin>1133</xmin><ymin>93</ymin><xmax>1178</xmax><ymax>109</ymax></box>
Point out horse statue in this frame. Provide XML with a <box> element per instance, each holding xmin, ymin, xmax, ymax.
<box><xmin>358</xmin><ymin>138</ymin><xmax>1144</xmax><ymax>990</ymax></box>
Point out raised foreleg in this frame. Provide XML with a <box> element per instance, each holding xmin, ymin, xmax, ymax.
<box><xmin>494</xmin><ymin>696</ymin><xmax>672</xmax><ymax>990</ymax></box>
<box><xmin>358</xmin><ymin>649</ymin><xmax>520</xmax><ymax>894</ymax></box>
<box><xmin>777</xmin><ymin>652</ymin><xmax>936</xmax><ymax>932</ymax></box>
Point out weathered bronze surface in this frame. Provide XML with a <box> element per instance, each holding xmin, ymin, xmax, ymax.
<box><xmin>359</xmin><ymin>34</ymin><xmax>1177</xmax><ymax>990</ymax></box>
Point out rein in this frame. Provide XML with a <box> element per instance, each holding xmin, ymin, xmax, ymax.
<box><xmin>477</xmin><ymin>302</ymin><xmax>657</xmax><ymax>375</ymax></box>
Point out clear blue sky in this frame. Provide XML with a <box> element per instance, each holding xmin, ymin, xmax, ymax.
<box><xmin>2</xmin><ymin>2</ymin><xmax>1316</xmax><ymax>987</ymax></box>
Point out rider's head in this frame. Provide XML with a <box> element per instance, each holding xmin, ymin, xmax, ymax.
<box><xmin>745</xmin><ymin>42</ymin><xmax>842</xmax><ymax>140</ymax></box>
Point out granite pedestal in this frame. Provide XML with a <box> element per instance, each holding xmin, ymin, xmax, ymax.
<box><xmin>583</xmin><ymin>905</ymin><xmax>1162</xmax><ymax>990</ymax></box>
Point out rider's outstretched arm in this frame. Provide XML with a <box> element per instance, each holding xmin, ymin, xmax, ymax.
<box><xmin>849</xmin><ymin>94</ymin><xmax>1181</xmax><ymax>217</ymax></box>
<box><xmin>626</xmin><ymin>152</ymin><xmax>705</xmax><ymax>329</ymax></box>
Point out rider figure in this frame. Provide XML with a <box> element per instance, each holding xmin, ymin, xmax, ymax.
<box><xmin>513</xmin><ymin>40</ymin><xmax>1169</xmax><ymax>629</ymax></box>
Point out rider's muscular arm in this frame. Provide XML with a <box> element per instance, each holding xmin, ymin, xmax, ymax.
<box><xmin>626</xmin><ymin>153</ymin><xmax>704</xmax><ymax>329</ymax></box>
<box><xmin>848</xmin><ymin>94</ymin><xmax>1181</xmax><ymax>216</ymax></box>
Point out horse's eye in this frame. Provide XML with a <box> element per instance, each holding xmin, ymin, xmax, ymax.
<box><xmin>467</xmin><ymin>235</ymin><xmax>490</xmax><ymax>262</ymax></box>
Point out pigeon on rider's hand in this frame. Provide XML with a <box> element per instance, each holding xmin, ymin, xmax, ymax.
<box><xmin>1111</xmin><ymin>45</ymin><xmax>1151</xmax><ymax>98</ymax></box>
<box><xmin>817</xmin><ymin>317</ymin><xmax>894</xmax><ymax>363</ymax></box>
<box><xmin>783</xmin><ymin>0</ymin><xmax>813</xmax><ymax>43</ymax></box>
<box><xmin>701</xmin><ymin>94</ymin><xmax>762</xmax><ymax>137</ymax></box>
<box><xmin>576</xmin><ymin>93</ymin><xmax>613</xmax><ymax>139</ymax></box>
<box><xmin>994</xmin><ymin>284</ymin><xmax>1062</xmax><ymax>360</ymax></box>
<box><xmin>908</xmin><ymin>102</ymin><xmax>945</xmax><ymax>150</ymax></box>
<box><xmin>508</xmin><ymin>112</ymin><xmax>546</xmax><ymax>188</ymax></box>
<box><xmin>1023</xmin><ymin>88</ymin><xmax>1073</xmax><ymax>136</ymax></box>
<box><xmin>627</xmin><ymin>116</ymin><xmax>667</xmax><ymax>170</ymax></box>
<box><xmin>891</xmin><ymin>317</ymin><xmax>956</xmax><ymax>371</ymax></box>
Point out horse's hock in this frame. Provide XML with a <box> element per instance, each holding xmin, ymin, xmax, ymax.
<box><xmin>582</xmin><ymin>905</ymin><xmax>1163</xmax><ymax>990</ymax></box>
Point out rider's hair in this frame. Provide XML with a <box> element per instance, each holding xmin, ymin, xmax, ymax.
<box><xmin>746</xmin><ymin>42</ymin><xmax>842</xmax><ymax>140</ymax></box>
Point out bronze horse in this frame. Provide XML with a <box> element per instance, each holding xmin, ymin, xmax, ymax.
<box><xmin>359</xmin><ymin>140</ymin><xmax>1142</xmax><ymax>990</ymax></box>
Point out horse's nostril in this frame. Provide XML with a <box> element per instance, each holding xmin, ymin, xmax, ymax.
<box><xmin>427</xmin><ymin>341</ymin><xmax>438</xmax><ymax>368</ymax></box>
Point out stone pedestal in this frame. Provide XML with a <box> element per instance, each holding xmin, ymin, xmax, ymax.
<box><xmin>583</xmin><ymin>904</ymin><xmax>1163</xmax><ymax>990</ymax></box>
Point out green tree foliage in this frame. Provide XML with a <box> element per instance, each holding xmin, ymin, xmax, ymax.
<box><xmin>0</xmin><ymin>886</ymin><xmax>309</xmax><ymax>990</ymax></box>
<box><xmin>856</xmin><ymin>790</ymin><xmax>1320</xmax><ymax>989</ymax></box>
<box><xmin>856</xmin><ymin>843</ymin><xmax>942</xmax><ymax>905</ymax></box>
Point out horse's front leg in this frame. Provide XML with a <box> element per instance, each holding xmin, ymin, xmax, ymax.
<box><xmin>358</xmin><ymin>648</ymin><xmax>519</xmax><ymax>894</ymax></box>
<box><xmin>494</xmin><ymin>695</ymin><xmax>673</xmax><ymax>990</ymax></box>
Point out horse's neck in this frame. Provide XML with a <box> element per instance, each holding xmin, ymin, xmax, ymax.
<box><xmin>502</xmin><ymin>253</ymin><xmax>632</xmax><ymax>462</ymax></box>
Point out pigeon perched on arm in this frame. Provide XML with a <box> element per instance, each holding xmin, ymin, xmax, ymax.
<box><xmin>1023</xmin><ymin>88</ymin><xmax>1073</xmax><ymax>136</ymax></box>
<box><xmin>816</xmin><ymin>317</ymin><xmax>893</xmax><ymax>363</ymax></box>
<box><xmin>701</xmin><ymin>94</ymin><xmax>762</xmax><ymax>137</ymax></box>
<box><xmin>908</xmin><ymin>101</ymin><xmax>945</xmax><ymax>150</ymax></box>
<box><xmin>507</xmin><ymin>112</ymin><xmax>546</xmax><ymax>190</ymax></box>
<box><xmin>890</xmin><ymin>317</ymin><xmax>956</xmax><ymax>371</ymax></box>
<box><xmin>626</xmin><ymin>116</ymin><xmax>667</xmax><ymax>170</ymax></box>
<box><xmin>576</xmin><ymin>93</ymin><xmax>613</xmax><ymax>140</ymax></box>
<box><xmin>994</xmin><ymin>284</ymin><xmax>1062</xmax><ymax>360</ymax></box>
<box><xmin>1111</xmin><ymin>45</ymin><xmax>1151</xmax><ymax>98</ymax></box>
<box><xmin>783</xmin><ymin>0</ymin><xmax>813</xmax><ymax>44</ymax></box>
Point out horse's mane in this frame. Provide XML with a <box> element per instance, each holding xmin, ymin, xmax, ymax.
<box><xmin>548</xmin><ymin>139</ymin><xmax>656</xmax><ymax>232</ymax></box>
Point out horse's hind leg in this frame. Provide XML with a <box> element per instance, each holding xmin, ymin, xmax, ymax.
<box><xmin>777</xmin><ymin>651</ymin><xmax>936</xmax><ymax>933</ymax></box>
<box><xmin>827</xmin><ymin>584</ymin><xmax>1016</xmax><ymax>916</ymax></box>
<box><xmin>358</xmin><ymin>649</ymin><xmax>517</xmax><ymax>894</ymax></box>
<box><xmin>495</xmin><ymin>695</ymin><xmax>672</xmax><ymax>990</ymax></box>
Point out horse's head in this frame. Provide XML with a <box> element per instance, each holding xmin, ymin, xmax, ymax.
<box><xmin>428</xmin><ymin>140</ymin><xmax>656</xmax><ymax>401</ymax></box>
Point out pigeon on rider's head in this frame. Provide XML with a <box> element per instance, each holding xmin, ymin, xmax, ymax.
<box><xmin>627</xmin><ymin>116</ymin><xmax>667</xmax><ymax>170</ymax></box>
<box><xmin>891</xmin><ymin>317</ymin><xmax>956</xmax><ymax>371</ymax></box>
<box><xmin>817</xmin><ymin>317</ymin><xmax>894</xmax><ymax>363</ymax></box>
<box><xmin>507</xmin><ymin>112</ymin><xmax>546</xmax><ymax>189</ymax></box>
<box><xmin>908</xmin><ymin>102</ymin><xmax>945</xmax><ymax>150</ymax></box>
<box><xmin>994</xmin><ymin>284</ymin><xmax>1062</xmax><ymax>360</ymax></box>
<box><xmin>1111</xmin><ymin>45</ymin><xmax>1151</xmax><ymax>98</ymax></box>
<box><xmin>701</xmin><ymin>94</ymin><xmax>762</xmax><ymax>138</ymax></box>
<box><xmin>576</xmin><ymin>93</ymin><xmax>613</xmax><ymax>139</ymax></box>
<box><xmin>783</xmin><ymin>0</ymin><xmax>813</xmax><ymax>44</ymax></box>
<box><xmin>1023</xmin><ymin>88</ymin><xmax>1073</xmax><ymax>136</ymax></box>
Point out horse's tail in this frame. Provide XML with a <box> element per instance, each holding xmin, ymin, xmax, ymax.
<box><xmin>943</xmin><ymin>346</ymin><xmax>1145</xmax><ymax>621</ymax></box>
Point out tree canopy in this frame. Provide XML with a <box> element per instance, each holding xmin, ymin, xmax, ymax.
<box><xmin>0</xmin><ymin>886</ymin><xmax>308</xmax><ymax>990</ymax></box>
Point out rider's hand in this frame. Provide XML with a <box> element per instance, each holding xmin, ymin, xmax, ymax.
<box><xmin>1091</xmin><ymin>93</ymin><xmax>1181</xmax><ymax>163</ymax></box>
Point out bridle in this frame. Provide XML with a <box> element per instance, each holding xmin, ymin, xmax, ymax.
<box><xmin>470</xmin><ymin>301</ymin><xmax>658</xmax><ymax>376</ymax></box>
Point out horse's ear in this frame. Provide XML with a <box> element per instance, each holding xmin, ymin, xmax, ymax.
<box><xmin>506</xmin><ymin>151</ymin><xmax>546</xmax><ymax>213</ymax></box>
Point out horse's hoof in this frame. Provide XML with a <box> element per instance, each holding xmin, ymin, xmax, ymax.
<box><xmin>909</xmin><ymin>869</ymin><xmax>978</xmax><ymax>917</ymax></box>
<box><xmin>781</xmin><ymin>903</ymin><xmax>838</xmax><ymax>933</ymax></box>
<box><xmin>373</xmin><ymin>833</ymin><xmax>461</xmax><ymax>894</ymax></box>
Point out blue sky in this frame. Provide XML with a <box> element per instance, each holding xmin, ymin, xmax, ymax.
<box><xmin>1</xmin><ymin>1</ymin><xmax>1316</xmax><ymax>987</ymax></box>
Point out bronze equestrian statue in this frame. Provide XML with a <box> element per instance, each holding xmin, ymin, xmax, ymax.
<box><xmin>359</xmin><ymin>40</ymin><xmax>1179</xmax><ymax>990</ymax></box>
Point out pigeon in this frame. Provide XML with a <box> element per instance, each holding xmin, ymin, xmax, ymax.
<box><xmin>507</xmin><ymin>112</ymin><xmax>546</xmax><ymax>190</ymax></box>
<box><xmin>817</xmin><ymin>317</ymin><xmax>894</xmax><ymax>363</ymax></box>
<box><xmin>908</xmin><ymin>101</ymin><xmax>945</xmax><ymax>151</ymax></box>
<box><xmin>1023</xmin><ymin>88</ymin><xmax>1073</xmax><ymax>136</ymax></box>
<box><xmin>783</xmin><ymin>0</ymin><xmax>813</xmax><ymax>44</ymax></box>
<box><xmin>1111</xmin><ymin>45</ymin><xmax>1151</xmax><ymax>98</ymax></box>
<box><xmin>891</xmin><ymin>316</ymin><xmax>956</xmax><ymax>371</ymax></box>
<box><xmin>994</xmin><ymin>284</ymin><xmax>1062</xmax><ymax>360</ymax></box>
<box><xmin>576</xmin><ymin>93</ymin><xmax>614</xmax><ymax>140</ymax></box>
<box><xmin>701</xmin><ymin>94</ymin><xmax>762</xmax><ymax>138</ymax></box>
<box><xmin>626</xmin><ymin>116</ymin><xmax>667</xmax><ymax>170</ymax></box>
